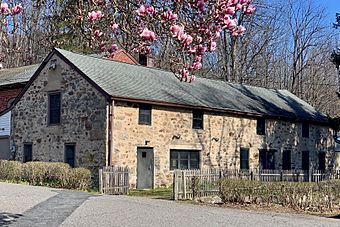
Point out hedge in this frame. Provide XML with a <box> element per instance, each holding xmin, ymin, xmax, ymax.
<box><xmin>0</xmin><ymin>160</ymin><xmax>91</xmax><ymax>191</ymax></box>
<box><xmin>219</xmin><ymin>179</ymin><xmax>340</xmax><ymax>212</ymax></box>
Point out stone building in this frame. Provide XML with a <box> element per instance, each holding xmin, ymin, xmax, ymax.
<box><xmin>7</xmin><ymin>48</ymin><xmax>339</xmax><ymax>188</ymax></box>
<box><xmin>0</xmin><ymin>65</ymin><xmax>38</xmax><ymax>159</ymax></box>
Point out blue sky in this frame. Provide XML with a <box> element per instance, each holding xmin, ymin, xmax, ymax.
<box><xmin>317</xmin><ymin>0</ymin><xmax>340</xmax><ymax>26</ymax></box>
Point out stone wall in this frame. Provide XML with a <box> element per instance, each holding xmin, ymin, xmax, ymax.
<box><xmin>111</xmin><ymin>101</ymin><xmax>335</xmax><ymax>188</ymax></box>
<box><xmin>11</xmin><ymin>55</ymin><xmax>108</xmax><ymax>173</ymax></box>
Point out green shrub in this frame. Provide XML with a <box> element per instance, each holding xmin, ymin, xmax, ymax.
<box><xmin>68</xmin><ymin>168</ymin><xmax>91</xmax><ymax>191</ymax></box>
<box><xmin>0</xmin><ymin>160</ymin><xmax>22</xmax><ymax>182</ymax></box>
<box><xmin>218</xmin><ymin>179</ymin><xmax>340</xmax><ymax>212</ymax></box>
<box><xmin>0</xmin><ymin>160</ymin><xmax>91</xmax><ymax>190</ymax></box>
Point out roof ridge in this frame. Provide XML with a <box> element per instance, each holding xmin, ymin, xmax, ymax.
<box><xmin>54</xmin><ymin>48</ymin><xmax>284</xmax><ymax>92</ymax></box>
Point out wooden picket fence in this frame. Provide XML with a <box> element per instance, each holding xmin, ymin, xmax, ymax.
<box><xmin>99</xmin><ymin>166</ymin><xmax>129</xmax><ymax>195</ymax></box>
<box><xmin>173</xmin><ymin>169</ymin><xmax>340</xmax><ymax>200</ymax></box>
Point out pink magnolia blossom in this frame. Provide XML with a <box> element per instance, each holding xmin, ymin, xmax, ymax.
<box><xmin>109</xmin><ymin>44</ymin><xmax>118</xmax><ymax>53</ymax></box>
<box><xmin>235</xmin><ymin>4</ymin><xmax>243</xmax><ymax>11</ymax></box>
<box><xmin>140</xmin><ymin>28</ymin><xmax>156</xmax><ymax>41</ymax></box>
<box><xmin>244</xmin><ymin>5</ymin><xmax>256</xmax><ymax>14</ymax></box>
<box><xmin>240</xmin><ymin>0</ymin><xmax>251</xmax><ymax>5</ymax></box>
<box><xmin>197</xmin><ymin>45</ymin><xmax>207</xmax><ymax>55</ymax></box>
<box><xmin>12</xmin><ymin>5</ymin><xmax>23</xmax><ymax>15</ymax></box>
<box><xmin>163</xmin><ymin>11</ymin><xmax>177</xmax><ymax>21</ymax></box>
<box><xmin>189</xmin><ymin>75</ymin><xmax>196</xmax><ymax>83</ymax></box>
<box><xmin>170</xmin><ymin>25</ymin><xmax>183</xmax><ymax>37</ymax></box>
<box><xmin>137</xmin><ymin>5</ymin><xmax>146</xmax><ymax>16</ymax></box>
<box><xmin>1</xmin><ymin>3</ymin><xmax>9</xmax><ymax>14</ymax></box>
<box><xmin>192</xmin><ymin>61</ymin><xmax>202</xmax><ymax>70</ymax></box>
<box><xmin>179</xmin><ymin>68</ymin><xmax>190</xmax><ymax>82</ymax></box>
<box><xmin>231</xmin><ymin>31</ymin><xmax>239</xmax><ymax>37</ymax></box>
<box><xmin>225</xmin><ymin>7</ymin><xmax>235</xmax><ymax>16</ymax></box>
<box><xmin>224</xmin><ymin>17</ymin><xmax>237</xmax><ymax>30</ymax></box>
<box><xmin>146</xmin><ymin>5</ymin><xmax>155</xmax><ymax>15</ymax></box>
<box><xmin>196</xmin><ymin>1</ymin><xmax>205</xmax><ymax>12</ymax></box>
<box><xmin>111</xmin><ymin>23</ymin><xmax>118</xmax><ymax>32</ymax></box>
<box><xmin>138</xmin><ymin>5</ymin><xmax>155</xmax><ymax>16</ymax></box>
<box><xmin>94</xmin><ymin>30</ymin><xmax>103</xmax><ymax>37</ymax></box>
<box><xmin>209</xmin><ymin>41</ymin><xmax>217</xmax><ymax>51</ymax></box>
<box><xmin>237</xmin><ymin>25</ymin><xmax>246</xmax><ymax>34</ymax></box>
<box><xmin>88</xmin><ymin>10</ymin><xmax>103</xmax><ymax>22</ymax></box>
<box><xmin>183</xmin><ymin>35</ymin><xmax>193</xmax><ymax>46</ymax></box>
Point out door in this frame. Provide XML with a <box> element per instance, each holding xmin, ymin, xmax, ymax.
<box><xmin>0</xmin><ymin>137</ymin><xmax>10</xmax><ymax>160</ymax></box>
<box><xmin>137</xmin><ymin>147</ymin><xmax>154</xmax><ymax>189</ymax></box>
<box><xmin>65</xmin><ymin>144</ymin><xmax>75</xmax><ymax>167</ymax></box>
<box><xmin>318</xmin><ymin>152</ymin><xmax>326</xmax><ymax>171</ymax></box>
<box><xmin>302</xmin><ymin>150</ymin><xmax>309</xmax><ymax>170</ymax></box>
<box><xmin>23</xmin><ymin>144</ymin><xmax>32</xmax><ymax>163</ymax></box>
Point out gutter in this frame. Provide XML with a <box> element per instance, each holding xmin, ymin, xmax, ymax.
<box><xmin>110</xmin><ymin>96</ymin><xmax>330</xmax><ymax>126</ymax></box>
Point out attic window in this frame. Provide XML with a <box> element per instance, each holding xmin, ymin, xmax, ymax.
<box><xmin>302</xmin><ymin>123</ymin><xmax>309</xmax><ymax>138</ymax></box>
<box><xmin>256</xmin><ymin>118</ymin><xmax>265</xmax><ymax>135</ymax></box>
<box><xmin>139</xmin><ymin>104</ymin><xmax>152</xmax><ymax>125</ymax></box>
<box><xmin>192</xmin><ymin>110</ymin><xmax>204</xmax><ymax>129</ymax></box>
<box><xmin>48</xmin><ymin>92</ymin><xmax>61</xmax><ymax>125</ymax></box>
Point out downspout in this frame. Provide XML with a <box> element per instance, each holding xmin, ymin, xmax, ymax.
<box><xmin>106</xmin><ymin>100</ymin><xmax>113</xmax><ymax>166</ymax></box>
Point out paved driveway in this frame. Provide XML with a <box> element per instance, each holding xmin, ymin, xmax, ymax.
<box><xmin>0</xmin><ymin>183</ymin><xmax>339</xmax><ymax>227</ymax></box>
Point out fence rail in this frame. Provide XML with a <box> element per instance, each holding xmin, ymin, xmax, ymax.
<box><xmin>99</xmin><ymin>166</ymin><xmax>129</xmax><ymax>195</ymax></box>
<box><xmin>173</xmin><ymin>169</ymin><xmax>340</xmax><ymax>200</ymax></box>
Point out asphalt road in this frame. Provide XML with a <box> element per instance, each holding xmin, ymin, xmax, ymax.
<box><xmin>0</xmin><ymin>183</ymin><xmax>339</xmax><ymax>227</ymax></box>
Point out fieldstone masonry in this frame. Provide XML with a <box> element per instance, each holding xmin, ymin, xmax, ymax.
<box><xmin>111</xmin><ymin>101</ymin><xmax>336</xmax><ymax>187</ymax></box>
<box><xmin>11</xmin><ymin>55</ymin><xmax>107</xmax><ymax>174</ymax></box>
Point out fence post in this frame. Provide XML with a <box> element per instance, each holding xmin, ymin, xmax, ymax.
<box><xmin>280</xmin><ymin>170</ymin><xmax>283</xmax><ymax>181</ymax></box>
<box><xmin>250</xmin><ymin>170</ymin><xmax>254</xmax><ymax>181</ymax></box>
<box><xmin>183</xmin><ymin>171</ymin><xmax>187</xmax><ymax>199</ymax></box>
<box><xmin>99</xmin><ymin>168</ymin><xmax>103</xmax><ymax>194</ymax></box>
<box><xmin>173</xmin><ymin>171</ymin><xmax>178</xmax><ymax>201</ymax></box>
<box><xmin>309</xmin><ymin>170</ymin><xmax>312</xmax><ymax>182</ymax></box>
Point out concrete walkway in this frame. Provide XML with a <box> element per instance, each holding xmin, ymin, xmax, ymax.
<box><xmin>0</xmin><ymin>183</ymin><xmax>339</xmax><ymax>227</ymax></box>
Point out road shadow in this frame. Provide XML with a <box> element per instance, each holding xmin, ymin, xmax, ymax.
<box><xmin>0</xmin><ymin>212</ymin><xmax>22</xmax><ymax>226</ymax></box>
<box><xmin>328</xmin><ymin>214</ymin><xmax>340</xmax><ymax>219</ymax></box>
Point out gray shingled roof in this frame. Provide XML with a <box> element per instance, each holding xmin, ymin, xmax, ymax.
<box><xmin>0</xmin><ymin>64</ymin><xmax>38</xmax><ymax>87</ymax></box>
<box><xmin>55</xmin><ymin>48</ymin><xmax>328</xmax><ymax>123</ymax></box>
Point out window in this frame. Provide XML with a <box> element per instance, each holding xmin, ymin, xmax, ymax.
<box><xmin>170</xmin><ymin>150</ymin><xmax>199</xmax><ymax>170</ymax></box>
<box><xmin>302</xmin><ymin>123</ymin><xmax>309</xmax><ymax>138</ymax></box>
<box><xmin>65</xmin><ymin>144</ymin><xmax>75</xmax><ymax>168</ymax></box>
<box><xmin>192</xmin><ymin>110</ymin><xmax>203</xmax><ymax>129</ymax></box>
<box><xmin>256</xmin><ymin>118</ymin><xmax>265</xmax><ymax>135</ymax></box>
<box><xmin>138</xmin><ymin>104</ymin><xmax>151</xmax><ymax>125</ymax></box>
<box><xmin>318</xmin><ymin>152</ymin><xmax>326</xmax><ymax>171</ymax></box>
<box><xmin>259</xmin><ymin>149</ymin><xmax>276</xmax><ymax>169</ymax></box>
<box><xmin>240</xmin><ymin>148</ymin><xmax>249</xmax><ymax>170</ymax></box>
<box><xmin>301</xmin><ymin>150</ymin><xmax>309</xmax><ymax>170</ymax></box>
<box><xmin>48</xmin><ymin>92</ymin><xmax>61</xmax><ymax>125</ymax></box>
<box><xmin>23</xmin><ymin>144</ymin><xmax>32</xmax><ymax>163</ymax></box>
<box><xmin>282</xmin><ymin>150</ymin><xmax>291</xmax><ymax>170</ymax></box>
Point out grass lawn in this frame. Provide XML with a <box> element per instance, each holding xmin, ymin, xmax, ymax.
<box><xmin>128</xmin><ymin>187</ymin><xmax>173</xmax><ymax>200</ymax></box>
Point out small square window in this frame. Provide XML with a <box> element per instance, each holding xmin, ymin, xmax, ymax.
<box><xmin>302</xmin><ymin>123</ymin><xmax>309</xmax><ymax>138</ymax></box>
<box><xmin>142</xmin><ymin>152</ymin><xmax>147</xmax><ymax>158</ymax></box>
<box><xmin>170</xmin><ymin>150</ymin><xmax>200</xmax><ymax>170</ymax></box>
<box><xmin>139</xmin><ymin>104</ymin><xmax>152</xmax><ymax>125</ymax></box>
<box><xmin>256</xmin><ymin>118</ymin><xmax>265</xmax><ymax>135</ymax></box>
<box><xmin>192</xmin><ymin>110</ymin><xmax>203</xmax><ymax>129</ymax></box>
